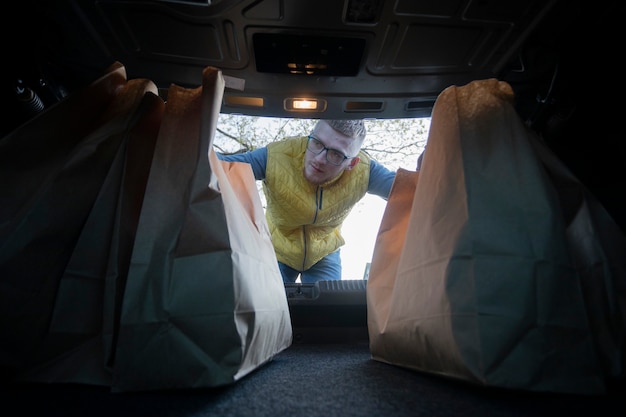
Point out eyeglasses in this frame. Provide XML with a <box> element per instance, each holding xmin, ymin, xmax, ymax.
<box><xmin>306</xmin><ymin>136</ymin><xmax>353</xmax><ymax>166</ymax></box>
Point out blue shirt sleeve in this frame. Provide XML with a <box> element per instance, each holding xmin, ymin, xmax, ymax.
<box><xmin>368</xmin><ymin>159</ymin><xmax>396</xmax><ymax>200</ymax></box>
<box><xmin>215</xmin><ymin>147</ymin><xmax>268</xmax><ymax>180</ymax></box>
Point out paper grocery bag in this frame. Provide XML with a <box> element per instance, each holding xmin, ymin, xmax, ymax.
<box><xmin>112</xmin><ymin>66</ymin><xmax>292</xmax><ymax>392</ymax></box>
<box><xmin>367</xmin><ymin>78</ymin><xmax>625</xmax><ymax>394</ymax></box>
<box><xmin>528</xmin><ymin>134</ymin><xmax>626</xmax><ymax>380</ymax></box>
<box><xmin>18</xmin><ymin>80</ymin><xmax>163</xmax><ymax>386</ymax></box>
<box><xmin>367</xmin><ymin>168</ymin><xmax>419</xmax><ymax>336</ymax></box>
<box><xmin>0</xmin><ymin>62</ymin><xmax>161</xmax><ymax>379</ymax></box>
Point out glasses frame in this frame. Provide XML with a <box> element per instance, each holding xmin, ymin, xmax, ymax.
<box><xmin>306</xmin><ymin>136</ymin><xmax>353</xmax><ymax>166</ymax></box>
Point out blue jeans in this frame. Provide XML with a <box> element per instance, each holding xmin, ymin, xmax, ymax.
<box><xmin>279</xmin><ymin>250</ymin><xmax>342</xmax><ymax>283</ymax></box>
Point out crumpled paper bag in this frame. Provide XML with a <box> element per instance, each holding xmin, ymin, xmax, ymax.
<box><xmin>367</xmin><ymin>78</ymin><xmax>626</xmax><ymax>394</ymax></box>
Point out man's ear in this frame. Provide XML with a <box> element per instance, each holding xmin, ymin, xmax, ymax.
<box><xmin>346</xmin><ymin>156</ymin><xmax>360</xmax><ymax>170</ymax></box>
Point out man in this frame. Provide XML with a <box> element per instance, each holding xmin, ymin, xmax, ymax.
<box><xmin>217</xmin><ymin>119</ymin><xmax>396</xmax><ymax>283</ymax></box>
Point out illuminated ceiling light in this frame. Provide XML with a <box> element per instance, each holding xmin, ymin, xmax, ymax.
<box><xmin>284</xmin><ymin>98</ymin><xmax>327</xmax><ymax>112</ymax></box>
<box><xmin>293</xmin><ymin>99</ymin><xmax>317</xmax><ymax>110</ymax></box>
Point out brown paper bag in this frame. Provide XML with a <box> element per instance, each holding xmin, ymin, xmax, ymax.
<box><xmin>0</xmin><ymin>62</ymin><xmax>160</xmax><ymax>378</ymax></box>
<box><xmin>16</xmin><ymin>81</ymin><xmax>164</xmax><ymax>386</ymax></box>
<box><xmin>528</xmin><ymin>135</ymin><xmax>626</xmax><ymax>379</ymax></box>
<box><xmin>367</xmin><ymin>78</ymin><xmax>624</xmax><ymax>394</ymax></box>
<box><xmin>112</xmin><ymin>67</ymin><xmax>292</xmax><ymax>392</ymax></box>
<box><xmin>367</xmin><ymin>168</ymin><xmax>419</xmax><ymax>336</ymax></box>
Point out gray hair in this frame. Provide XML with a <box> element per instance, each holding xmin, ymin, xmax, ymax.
<box><xmin>316</xmin><ymin>119</ymin><xmax>367</xmax><ymax>141</ymax></box>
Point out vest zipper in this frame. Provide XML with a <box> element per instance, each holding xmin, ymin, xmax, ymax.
<box><xmin>303</xmin><ymin>186</ymin><xmax>323</xmax><ymax>271</ymax></box>
<box><xmin>318</xmin><ymin>187</ymin><xmax>324</xmax><ymax>210</ymax></box>
<box><xmin>312</xmin><ymin>186</ymin><xmax>322</xmax><ymax>223</ymax></box>
<box><xmin>301</xmin><ymin>226</ymin><xmax>307</xmax><ymax>271</ymax></box>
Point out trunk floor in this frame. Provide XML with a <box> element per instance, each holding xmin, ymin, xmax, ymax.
<box><xmin>2</xmin><ymin>342</ymin><xmax>624</xmax><ymax>417</ymax></box>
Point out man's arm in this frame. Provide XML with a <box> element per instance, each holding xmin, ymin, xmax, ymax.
<box><xmin>368</xmin><ymin>160</ymin><xmax>396</xmax><ymax>199</ymax></box>
<box><xmin>216</xmin><ymin>147</ymin><xmax>268</xmax><ymax>180</ymax></box>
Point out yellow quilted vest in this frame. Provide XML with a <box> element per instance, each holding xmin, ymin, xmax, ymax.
<box><xmin>264</xmin><ymin>137</ymin><xmax>370</xmax><ymax>271</ymax></box>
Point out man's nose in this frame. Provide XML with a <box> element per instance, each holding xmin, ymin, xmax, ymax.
<box><xmin>314</xmin><ymin>149</ymin><xmax>329</xmax><ymax>163</ymax></box>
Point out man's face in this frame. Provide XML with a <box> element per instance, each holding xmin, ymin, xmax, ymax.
<box><xmin>303</xmin><ymin>121</ymin><xmax>361</xmax><ymax>185</ymax></box>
